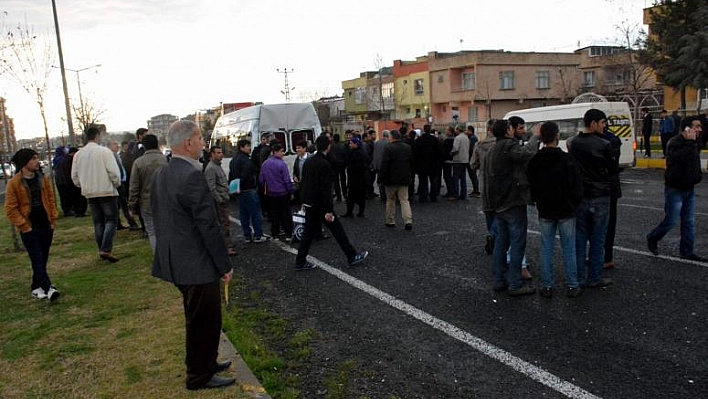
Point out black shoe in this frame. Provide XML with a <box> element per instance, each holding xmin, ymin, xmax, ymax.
<box><xmin>540</xmin><ymin>287</ymin><xmax>553</xmax><ymax>298</ymax></box>
<box><xmin>385</xmin><ymin>223</ymin><xmax>396</xmax><ymax>228</ymax></box>
<box><xmin>128</xmin><ymin>225</ymin><xmax>141</xmax><ymax>231</ymax></box>
<box><xmin>566</xmin><ymin>286</ymin><xmax>582</xmax><ymax>298</ymax></box>
<box><xmin>188</xmin><ymin>375</ymin><xmax>236</xmax><ymax>390</ymax></box>
<box><xmin>484</xmin><ymin>235</ymin><xmax>494</xmax><ymax>255</ymax></box>
<box><xmin>647</xmin><ymin>236</ymin><xmax>659</xmax><ymax>256</ymax></box>
<box><xmin>680</xmin><ymin>254</ymin><xmax>706</xmax><ymax>262</ymax></box>
<box><xmin>349</xmin><ymin>251</ymin><xmax>369</xmax><ymax>266</ymax></box>
<box><xmin>341</xmin><ymin>213</ymin><xmax>353</xmax><ymax>218</ymax></box>
<box><xmin>99</xmin><ymin>252</ymin><xmax>119</xmax><ymax>263</ymax></box>
<box><xmin>492</xmin><ymin>283</ymin><xmax>508</xmax><ymax>292</ymax></box>
<box><xmin>404</xmin><ymin>223</ymin><xmax>413</xmax><ymax>231</ymax></box>
<box><xmin>117</xmin><ymin>225</ymin><xmax>127</xmax><ymax>231</ymax></box>
<box><xmin>357</xmin><ymin>213</ymin><xmax>365</xmax><ymax>218</ymax></box>
<box><xmin>216</xmin><ymin>360</ymin><xmax>232</xmax><ymax>372</ymax></box>
<box><xmin>295</xmin><ymin>262</ymin><xmax>317</xmax><ymax>271</ymax></box>
<box><xmin>508</xmin><ymin>284</ymin><xmax>536</xmax><ymax>297</ymax></box>
<box><xmin>586</xmin><ymin>277</ymin><xmax>613</xmax><ymax>288</ymax></box>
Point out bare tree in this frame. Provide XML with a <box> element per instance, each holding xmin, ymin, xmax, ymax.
<box><xmin>72</xmin><ymin>95</ymin><xmax>106</xmax><ymax>143</ymax></box>
<box><xmin>0</xmin><ymin>15</ymin><xmax>56</xmax><ymax>162</ymax></box>
<box><xmin>615</xmin><ymin>20</ymin><xmax>657</xmax><ymax>123</ymax></box>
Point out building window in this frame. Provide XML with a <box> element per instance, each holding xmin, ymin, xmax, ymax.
<box><xmin>355</xmin><ymin>87</ymin><xmax>366</xmax><ymax>104</ymax></box>
<box><xmin>499</xmin><ymin>71</ymin><xmax>515</xmax><ymax>90</ymax></box>
<box><xmin>462</xmin><ymin>72</ymin><xmax>475</xmax><ymax>90</ymax></box>
<box><xmin>414</xmin><ymin>79</ymin><xmax>424</xmax><ymax>95</ymax></box>
<box><xmin>415</xmin><ymin>109</ymin><xmax>421</xmax><ymax>118</ymax></box>
<box><xmin>583</xmin><ymin>71</ymin><xmax>595</xmax><ymax>87</ymax></box>
<box><xmin>437</xmin><ymin>74</ymin><xmax>444</xmax><ymax>83</ymax></box>
<box><xmin>535</xmin><ymin>71</ymin><xmax>550</xmax><ymax>89</ymax></box>
<box><xmin>467</xmin><ymin>106</ymin><xmax>478</xmax><ymax>122</ymax></box>
<box><xmin>382</xmin><ymin>82</ymin><xmax>394</xmax><ymax>100</ymax></box>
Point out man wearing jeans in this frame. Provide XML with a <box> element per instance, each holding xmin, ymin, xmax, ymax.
<box><xmin>567</xmin><ymin>109</ymin><xmax>616</xmax><ymax>288</ymax></box>
<box><xmin>647</xmin><ymin>116</ymin><xmax>704</xmax><ymax>261</ymax></box>
<box><xmin>228</xmin><ymin>139</ymin><xmax>267</xmax><ymax>243</ymax></box>
<box><xmin>486</xmin><ymin>119</ymin><xmax>539</xmax><ymax>296</ymax></box>
<box><xmin>71</xmin><ymin>124</ymin><xmax>121</xmax><ymax>263</ymax></box>
<box><xmin>527</xmin><ymin>122</ymin><xmax>583</xmax><ymax>298</ymax></box>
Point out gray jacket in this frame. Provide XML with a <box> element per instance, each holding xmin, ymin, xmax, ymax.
<box><xmin>485</xmin><ymin>135</ymin><xmax>540</xmax><ymax>212</ymax></box>
<box><xmin>204</xmin><ymin>159</ymin><xmax>230</xmax><ymax>204</ymax></box>
<box><xmin>151</xmin><ymin>157</ymin><xmax>232</xmax><ymax>285</ymax></box>
<box><xmin>128</xmin><ymin>149</ymin><xmax>166</xmax><ymax>213</ymax></box>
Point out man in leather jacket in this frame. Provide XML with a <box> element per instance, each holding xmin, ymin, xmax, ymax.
<box><xmin>567</xmin><ymin>109</ymin><xmax>616</xmax><ymax>288</ymax></box>
<box><xmin>647</xmin><ymin>116</ymin><xmax>704</xmax><ymax>261</ymax></box>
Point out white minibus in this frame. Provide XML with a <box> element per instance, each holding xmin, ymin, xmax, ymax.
<box><xmin>504</xmin><ymin>102</ymin><xmax>635</xmax><ymax>166</ymax></box>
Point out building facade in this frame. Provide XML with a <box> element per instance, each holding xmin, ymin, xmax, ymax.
<box><xmin>147</xmin><ymin>114</ymin><xmax>178</xmax><ymax>141</ymax></box>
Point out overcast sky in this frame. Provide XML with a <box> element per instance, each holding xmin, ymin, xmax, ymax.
<box><xmin>1</xmin><ymin>0</ymin><xmax>651</xmax><ymax>140</ymax></box>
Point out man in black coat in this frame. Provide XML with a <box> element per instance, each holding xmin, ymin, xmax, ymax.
<box><xmin>295</xmin><ymin>135</ymin><xmax>368</xmax><ymax>270</ymax></box>
<box><xmin>647</xmin><ymin>116</ymin><xmax>704</xmax><ymax>260</ymax></box>
<box><xmin>414</xmin><ymin>124</ymin><xmax>443</xmax><ymax>203</ymax></box>
<box><xmin>381</xmin><ymin>130</ymin><xmax>415</xmax><ymax>230</ymax></box>
<box><xmin>151</xmin><ymin>120</ymin><xmax>235</xmax><ymax>391</ymax></box>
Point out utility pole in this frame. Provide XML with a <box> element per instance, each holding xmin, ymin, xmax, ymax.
<box><xmin>277</xmin><ymin>68</ymin><xmax>295</xmax><ymax>102</ymax></box>
<box><xmin>52</xmin><ymin>0</ymin><xmax>75</xmax><ymax>147</ymax></box>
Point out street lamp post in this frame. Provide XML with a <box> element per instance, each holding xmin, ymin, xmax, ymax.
<box><xmin>54</xmin><ymin>64</ymin><xmax>101</xmax><ymax>143</ymax></box>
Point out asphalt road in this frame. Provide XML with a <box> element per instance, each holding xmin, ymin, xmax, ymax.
<box><xmin>170</xmin><ymin>167</ymin><xmax>702</xmax><ymax>397</ymax></box>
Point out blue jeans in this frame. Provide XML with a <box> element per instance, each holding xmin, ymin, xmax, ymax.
<box><xmin>21</xmin><ymin>226</ymin><xmax>54</xmax><ymax>292</ymax></box>
<box><xmin>648</xmin><ymin>187</ymin><xmax>696</xmax><ymax>256</ymax></box>
<box><xmin>539</xmin><ymin>218</ymin><xmax>578</xmax><ymax>289</ymax></box>
<box><xmin>238</xmin><ymin>190</ymin><xmax>264</xmax><ymax>240</ymax></box>
<box><xmin>575</xmin><ymin>196</ymin><xmax>610</xmax><ymax>285</ymax></box>
<box><xmin>88</xmin><ymin>196</ymin><xmax>118</xmax><ymax>253</ymax></box>
<box><xmin>492</xmin><ymin>205</ymin><xmax>527</xmax><ymax>290</ymax></box>
<box><xmin>452</xmin><ymin>163</ymin><xmax>467</xmax><ymax>199</ymax></box>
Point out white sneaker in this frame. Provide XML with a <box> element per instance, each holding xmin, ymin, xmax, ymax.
<box><xmin>251</xmin><ymin>237</ymin><xmax>269</xmax><ymax>243</ymax></box>
<box><xmin>47</xmin><ymin>286</ymin><xmax>60</xmax><ymax>302</ymax></box>
<box><xmin>31</xmin><ymin>288</ymin><xmax>48</xmax><ymax>300</ymax></box>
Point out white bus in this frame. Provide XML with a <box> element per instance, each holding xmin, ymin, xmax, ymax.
<box><xmin>211</xmin><ymin>102</ymin><xmax>322</xmax><ymax>156</ymax></box>
<box><xmin>504</xmin><ymin>102</ymin><xmax>635</xmax><ymax>166</ymax></box>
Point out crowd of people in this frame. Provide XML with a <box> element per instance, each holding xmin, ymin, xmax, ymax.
<box><xmin>3</xmin><ymin>108</ymin><xmax>706</xmax><ymax>390</ymax></box>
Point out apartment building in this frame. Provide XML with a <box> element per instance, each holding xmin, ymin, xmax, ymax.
<box><xmin>427</xmin><ymin>50</ymin><xmax>580</xmax><ymax>124</ymax></box>
<box><xmin>147</xmin><ymin>114</ymin><xmax>178</xmax><ymax>141</ymax></box>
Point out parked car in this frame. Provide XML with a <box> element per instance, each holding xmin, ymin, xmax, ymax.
<box><xmin>2</xmin><ymin>162</ymin><xmax>14</xmax><ymax>179</ymax></box>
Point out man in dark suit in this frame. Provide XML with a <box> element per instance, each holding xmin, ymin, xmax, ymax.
<box><xmin>151</xmin><ymin>120</ymin><xmax>236</xmax><ymax>391</ymax></box>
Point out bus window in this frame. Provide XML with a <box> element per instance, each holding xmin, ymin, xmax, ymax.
<box><xmin>290</xmin><ymin>130</ymin><xmax>314</xmax><ymax>153</ymax></box>
<box><xmin>269</xmin><ymin>131</ymin><xmax>287</xmax><ymax>149</ymax></box>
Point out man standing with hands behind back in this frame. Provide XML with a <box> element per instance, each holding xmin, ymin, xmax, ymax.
<box><xmin>151</xmin><ymin>120</ymin><xmax>235</xmax><ymax>391</ymax></box>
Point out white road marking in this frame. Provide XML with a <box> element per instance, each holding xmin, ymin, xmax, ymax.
<box><xmin>527</xmin><ymin>230</ymin><xmax>708</xmax><ymax>269</ymax></box>
<box><xmin>618</xmin><ymin>202</ymin><xmax>708</xmax><ymax>217</ymax></box>
<box><xmin>230</xmin><ymin>217</ymin><xmax>601</xmax><ymax>398</ymax></box>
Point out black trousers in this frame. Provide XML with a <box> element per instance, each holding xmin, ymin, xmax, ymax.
<box><xmin>604</xmin><ymin>195</ymin><xmax>619</xmax><ymax>263</ymax></box>
<box><xmin>268</xmin><ymin>194</ymin><xmax>293</xmax><ymax>236</ymax></box>
<box><xmin>346</xmin><ymin>187</ymin><xmax>366</xmax><ymax>215</ymax></box>
<box><xmin>56</xmin><ymin>184</ymin><xmax>73</xmax><ymax>215</ymax></box>
<box><xmin>643</xmin><ymin>133</ymin><xmax>652</xmax><ymax>156</ymax></box>
<box><xmin>296</xmin><ymin>207</ymin><xmax>357</xmax><ymax>266</ymax></box>
<box><xmin>177</xmin><ymin>280</ymin><xmax>222</xmax><ymax>390</ymax></box>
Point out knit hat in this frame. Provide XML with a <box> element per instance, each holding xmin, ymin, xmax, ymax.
<box><xmin>350</xmin><ymin>137</ymin><xmax>362</xmax><ymax>148</ymax></box>
<box><xmin>11</xmin><ymin>148</ymin><xmax>38</xmax><ymax>173</ymax></box>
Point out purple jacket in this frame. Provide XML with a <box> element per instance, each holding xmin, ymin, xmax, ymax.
<box><xmin>259</xmin><ymin>156</ymin><xmax>293</xmax><ymax>196</ymax></box>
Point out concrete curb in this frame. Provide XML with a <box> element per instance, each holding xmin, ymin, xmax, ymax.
<box><xmin>634</xmin><ymin>158</ymin><xmax>666</xmax><ymax>169</ymax></box>
<box><xmin>219</xmin><ymin>332</ymin><xmax>272</xmax><ymax>398</ymax></box>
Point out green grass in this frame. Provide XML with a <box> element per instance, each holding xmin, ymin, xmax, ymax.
<box><xmin>0</xmin><ymin>211</ymin><xmax>249</xmax><ymax>399</ymax></box>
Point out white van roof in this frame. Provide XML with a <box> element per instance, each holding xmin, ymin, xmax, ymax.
<box><xmin>504</xmin><ymin>102</ymin><xmax>630</xmax><ymax>122</ymax></box>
